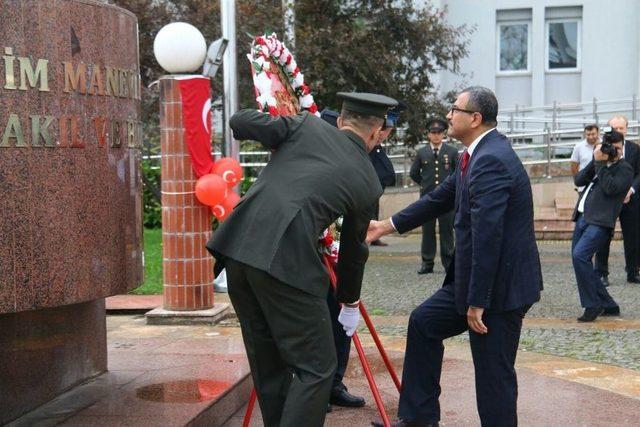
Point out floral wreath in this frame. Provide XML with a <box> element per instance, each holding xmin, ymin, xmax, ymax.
<box><xmin>247</xmin><ymin>34</ymin><xmax>337</xmax><ymax>264</ymax></box>
<box><xmin>248</xmin><ymin>33</ymin><xmax>320</xmax><ymax>117</ymax></box>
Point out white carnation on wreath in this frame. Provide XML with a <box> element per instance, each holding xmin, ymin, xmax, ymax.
<box><xmin>249</xmin><ymin>33</ymin><xmax>320</xmax><ymax>117</ymax></box>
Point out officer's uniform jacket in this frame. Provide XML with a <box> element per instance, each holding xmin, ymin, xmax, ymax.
<box><xmin>206</xmin><ymin>110</ymin><xmax>382</xmax><ymax>303</ymax></box>
<box><xmin>410</xmin><ymin>142</ymin><xmax>459</xmax><ymax>195</ymax></box>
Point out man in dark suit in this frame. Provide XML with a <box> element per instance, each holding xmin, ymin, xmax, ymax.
<box><xmin>572</xmin><ymin>131</ymin><xmax>632</xmax><ymax>321</ymax></box>
<box><xmin>368</xmin><ymin>86</ymin><xmax>542</xmax><ymax>427</ymax></box>
<box><xmin>206</xmin><ymin>92</ymin><xmax>397</xmax><ymax>427</ymax></box>
<box><xmin>368</xmin><ymin>102</ymin><xmax>406</xmax><ymax>246</ymax></box>
<box><xmin>410</xmin><ymin>118</ymin><xmax>458</xmax><ymax>274</ymax></box>
<box><xmin>595</xmin><ymin>115</ymin><xmax>640</xmax><ymax>285</ymax></box>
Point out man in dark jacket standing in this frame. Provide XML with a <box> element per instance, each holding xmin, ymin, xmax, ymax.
<box><xmin>410</xmin><ymin>119</ymin><xmax>459</xmax><ymax>273</ymax></box>
<box><xmin>368</xmin><ymin>87</ymin><xmax>542</xmax><ymax>427</ymax></box>
<box><xmin>595</xmin><ymin>115</ymin><xmax>640</xmax><ymax>285</ymax></box>
<box><xmin>368</xmin><ymin>103</ymin><xmax>405</xmax><ymax>246</ymax></box>
<box><xmin>572</xmin><ymin>131</ymin><xmax>632</xmax><ymax>321</ymax></box>
<box><xmin>206</xmin><ymin>92</ymin><xmax>397</xmax><ymax>427</ymax></box>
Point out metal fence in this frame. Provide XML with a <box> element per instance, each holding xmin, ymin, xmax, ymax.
<box><xmin>498</xmin><ymin>96</ymin><xmax>640</xmax><ymax>135</ymax></box>
<box><xmin>143</xmin><ymin>97</ymin><xmax>640</xmax><ymax>186</ymax></box>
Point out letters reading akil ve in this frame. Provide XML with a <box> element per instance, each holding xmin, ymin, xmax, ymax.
<box><xmin>0</xmin><ymin>46</ymin><xmax>143</xmax><ymax>149</ymax></box>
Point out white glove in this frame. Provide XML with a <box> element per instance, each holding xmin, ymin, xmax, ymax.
<box><xmin>338</xmin><ymin>305</ymin><xmax>360</xmax><ymax>337</ymax></box>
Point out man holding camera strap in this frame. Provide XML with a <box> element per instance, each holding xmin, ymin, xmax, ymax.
<box><xmin>595</xmin><ymin>115</ymin><xmax>640</xmax><ymax>286</ymax></box>
<box><xmin>572</xmin><ymin>130</ymin><xmax>633</xmax><ymax>321</ymax></box>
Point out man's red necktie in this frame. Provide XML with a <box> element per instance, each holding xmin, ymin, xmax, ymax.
<box><xmin>460</xmin><ymin>151</ymin><xmax>470</xmax><ymax>177</ymax></box>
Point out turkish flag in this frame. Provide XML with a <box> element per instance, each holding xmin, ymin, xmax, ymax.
<box><xmin>178</xmin><ymin>76</ymin><xmax>214</xmax><ymax>178</ymax></box>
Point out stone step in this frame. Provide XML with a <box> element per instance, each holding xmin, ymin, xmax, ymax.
<box><xmin>10</xmin><ymin>317</ymin><xmax>252</xmax><ymax>427</ymax></box>
<box><xmin>535</xmin><ymin>218</ymin><xmax>622</xmax><ymax>240</ymax></box>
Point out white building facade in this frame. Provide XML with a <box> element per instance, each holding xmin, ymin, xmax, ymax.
<box><xmin>424</xmin><ymin>0</ymin><xmax>640</xmax><ymax>112</ymax></box>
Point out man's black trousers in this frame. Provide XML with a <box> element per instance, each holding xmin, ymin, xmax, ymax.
<box><xmin>398</xmin><ymin>285</ymin><xmax>526</xmax><ymax>427</ymax></box>
<box><xmin>596</xmin><ymin>198</ymin><xmax>639</xmax><ymax>277</ymax></box>
<box><xmin>225</xmin><ymin>258</ymin><xmax>336</xmax><ymax>427</ymax></box>
<box><xmin>327</xmin><ymin>286</ymin><xmax>351</xmax><ymax>388</ymax></box>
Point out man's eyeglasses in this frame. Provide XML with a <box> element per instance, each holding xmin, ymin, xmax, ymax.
<box><xmin>449</xmin><ymin>106</ymin><xmax>478</xmax><ymax>115</ymax></box>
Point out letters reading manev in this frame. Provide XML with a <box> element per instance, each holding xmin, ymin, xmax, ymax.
<box><xmin>0</xmin><ymin>46</ymin><xmax>142</xmax><ymax>149</ymax></box>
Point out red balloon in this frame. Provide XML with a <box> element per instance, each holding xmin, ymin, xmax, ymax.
<box><xmin>195</xmin><ymin>174</ymin><xmax>228</xmax><ymax>206</ymax></box>
<box><xmin>212</xmin><ymin>191</ymin><xmax>241</xmax><ymax>222</ymax></box>
<box><xmin>211</xmin><ymin>157</ymin><xmax>243</xmax><ymax>187</ymax></box>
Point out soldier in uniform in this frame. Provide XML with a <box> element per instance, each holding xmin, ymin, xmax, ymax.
<box><xmin>410</xmin><ymin>118</ymin><xmax>458</xmax><ymax>274</ymax></box>
<box><xmin>207</xmin><ymin>92</ymin><xmax>397</xmax><ymax>427</ymax></box>
<box><xmin>318</xmin><ymin>102</ymin><xmax>402</xmax><ymax>410</ymax></box>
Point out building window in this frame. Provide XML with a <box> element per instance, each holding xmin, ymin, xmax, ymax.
<box><xmin>547</xmin><ymin>20</ymin><xmax>580</xmax><ymax>71</ymax></box>
<box><xmin>497</xmin><ymin>22</ymin><xmax>530</xmax><ymax>73</ymax></box>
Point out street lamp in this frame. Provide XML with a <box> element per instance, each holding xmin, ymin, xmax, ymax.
<box><xmin>153</xmin><ymin>22</ymin><xmax>207</xmax><ymax>73</ymax></box>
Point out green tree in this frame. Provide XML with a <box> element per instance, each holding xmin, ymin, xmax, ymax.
<box><xmin>107</xmin><ymin>0</ymin><xmax>469</xmax><ymax>225</ymax></box>
<box><xmin>294</xmin><ymin>0</ymin><xmax>471</xmax><ymax>145</ymax></box>
<box><xmin>109</xmin><ymin>0</ymin><xmax>283</xmax><ymax>226</ymax></box>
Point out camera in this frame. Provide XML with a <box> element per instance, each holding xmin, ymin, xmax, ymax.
<box><xmin>600</xmin><ymin>126</ymin><xmax>623</xmax><ymax>160</ymax></box>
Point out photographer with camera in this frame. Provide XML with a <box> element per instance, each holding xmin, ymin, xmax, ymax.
<box><xmin>572</xmin><ymin>129</ymin><xmax>633</xmax><ymax>321</ymax></box>
<box><xmin>595</xmin><ymin>115</ymin><xmax>640</xmax><ymax>286</ymax></box>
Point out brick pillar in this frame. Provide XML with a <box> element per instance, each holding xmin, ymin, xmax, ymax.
<box><xmin>159</xmin><ymin>76</ymin><xmax>214</xmax><ymax>311</ymax></box>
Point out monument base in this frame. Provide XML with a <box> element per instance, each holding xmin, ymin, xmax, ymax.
<box><xmin>145</xmin><ymin>303</ymin><xmax>231</xmax><ymax>325</ymax></box>
<box><xmin>0</xmin><ymin>299</ymin><xmax>107</xmax><ymax>424</ymax></box>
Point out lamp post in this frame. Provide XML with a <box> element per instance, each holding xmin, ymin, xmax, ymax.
<box><xmin>221</xmin><ymin>0</ymin><xmax>239</xmax><ymax>160</ymax></box>
<box><xmin>148</xmin><ymin>22</ymin><xmax>225</xmax><ymax>322</ymax></box>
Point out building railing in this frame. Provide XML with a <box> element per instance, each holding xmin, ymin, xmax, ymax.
<box><xmin>498</xmin><ymin>96</ymin><xmax>640</xmax><ymax>135</ymax></box>
<box><xmin>144</xmin><ymin>124</ymin><xmax>640</xmax><ymax>185</ymax></box>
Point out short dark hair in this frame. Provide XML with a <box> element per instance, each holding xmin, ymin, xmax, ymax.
<box><xmin>584</xmin><ymin>124</ymin><xmax>598</xmax><ymax>132</ymax></box>
<box><xmin>461</xmin><ymin>86</ymin><xmax>498</xmax><ymax>127</ymax></box>
<box><xmin>608</xmin><ymin>130</ymin><xmax>624</xmax><ymax>144</ymax></box>
<box><xmin>340</xmin><ymin>108</ymin><xmax>384</xmax><ymax>133</ymax></box>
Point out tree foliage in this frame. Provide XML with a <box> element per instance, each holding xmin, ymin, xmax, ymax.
<box><xmin>110</xmin><ymin>0</ymin><xmax>469</xmax><ymax>148</ymax></box>
<box><xmin>106</xmin><ymin>0</ymin><xmax>469</xmax><ymax>226</ymax></box>
<box><xmin>294</xmin><ymin>0</ymin><xmax>470</xmax><ymax>145</ymax></box>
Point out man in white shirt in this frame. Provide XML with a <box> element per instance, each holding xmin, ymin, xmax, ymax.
<box><xmin>570</xmin><ymin>124</ymin><xmax>600</xmax><ymax>175</ymax></box>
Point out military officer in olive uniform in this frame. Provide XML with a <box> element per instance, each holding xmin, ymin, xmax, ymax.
<box><xmin>317</xmin><ymin>101</ymin><xmax>403</xmax><ymax>410</ymax></box>
<box><xmin>410</xmin><ymin>118</ymin><xmax>458</xmax><ymax>274</ymax></box>
<box><xmin>207</xmin><ymin>93</ymin><xmax>398</xmax><ymax>427</ymax></box>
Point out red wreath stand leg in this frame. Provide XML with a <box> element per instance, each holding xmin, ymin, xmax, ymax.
<box><xmin>242</xmin><ymin>255</ymin><xmax>401</xmax><ymax>427</ymax></box>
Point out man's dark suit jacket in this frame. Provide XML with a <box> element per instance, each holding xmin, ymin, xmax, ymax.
<box><xmin>369</xmin><ymin>145</ymin><xmax>396</xmax><ymax>188</ymax></box>
<box><xmin>392</xmin><ymin>129</ymin><xmax>542</xmax><ymax>314</ymax></box>
<box><xmin>206</xmin><ymin>110</ymin><xmax>382</xmax><ymax>303</ymax></box>
<box><xmin>622</xmin><ymin>140</ymin><xmax>640</xmax><ymax>192</ymax></box>
<box><xmin>573</xmin><ymin>159</ymin><xmax>634</xmax><ymax>229</ymax></box>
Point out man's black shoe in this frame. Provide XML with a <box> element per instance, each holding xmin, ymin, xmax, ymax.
<box><xmin>417</xmin><ymin>265</ymin><xmax>433</xmax><ymax>275</ymax></box>
<box><xmin>371</xmin><ymin>420</ymin><xmax>438</xmax><ymax>427</ymax></box>
<box><xmin>577</xmin><ymin>307</ymin><xmax>603</xmax><ymax>322</ymax></box>
<box><xmin>330</xmin><ymin>384</ymin><xmax>365</xmax><ymax>407</ymax></box>
<box><xmin>602</xmin><ymin>306</ymin><xmax>621</xmax><ymax>316</ymax></box>
<box><xmin>627</xmin><ymin>275</ymin><xmax>640</xmax><ymax>284</ymax></box>
<box><xmin>601</xmin><ymin>276</ymin><xmax>610</xmax><ymax>287</ymax></box>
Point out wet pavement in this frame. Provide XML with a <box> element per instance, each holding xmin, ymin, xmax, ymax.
<box><xmin>225</xmin><ymin>335</ymin><xmax>640</xmax><ymax>426</ymax></box>
<box><xmin>12</xmin><ymin>311</ymin><xmax>640</xmax><ymax>426</ymax></box>
<box><xmin>14</xmin><ymin>235</ymin><xmax>640</xmax><ymax>426</ymax></box>
<box><xmin>9</xmin><ymin>316</ymin><xmax>251</xmax><ymax>427</ymax></box>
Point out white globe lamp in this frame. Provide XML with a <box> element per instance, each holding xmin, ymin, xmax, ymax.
<box><xmin>154</xmin><ymin>22</ymin><xmax>207</xmax><ymax>73</ymax></box>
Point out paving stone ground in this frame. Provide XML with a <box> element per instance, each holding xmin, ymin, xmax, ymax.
<box><xmin>360</xmin><ymin>235</ymin><xmax>640</xmax><ymax>371</ymax></box>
